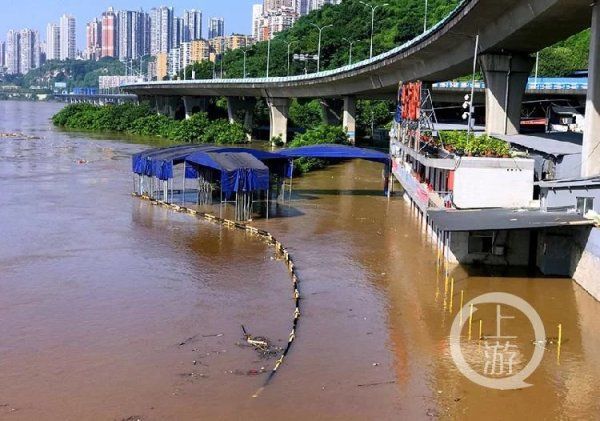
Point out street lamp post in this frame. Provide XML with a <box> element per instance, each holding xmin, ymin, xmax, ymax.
<box><xmin>266</xmin><ymin>36</ymin><xmax>271</xmax><ymax>77</ymax></box>
<box><xmin>424</xmin><ymin>0</ymin><xmax>428</xmax><ymax>33</ymax></box>
<box><xmin>286</xmin><ymin>41</ymin><xmax>297</xmax><ymax>76</ymax></box>
<box><xmin>360</xmin><ymin>1</ymin><xmax>388</xmax><ymax>59</ymax></box>
<box><xmin>242</xmin><ymin>49</ymin><xmax>250</xmax><ymax>78</ymax></box>
<box><xmin>310</xmin><ymin>23</ymin><xmax>333</xmax><ymax>72</ymax></box>
<box><xmin>241</xmin><ymin>37</ymin><xmax>252</xmax><ymax>79</ymax></box>
<box><xmin>342</xmin><ymin>38</ymin><xmax>358</xmax><ymax>65</ymax></box>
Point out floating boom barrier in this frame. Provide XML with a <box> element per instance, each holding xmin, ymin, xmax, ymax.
<box><xmin>132</xmin><ymin>193</ymin><xmax>301</xmax><ymax>398</ymax></box>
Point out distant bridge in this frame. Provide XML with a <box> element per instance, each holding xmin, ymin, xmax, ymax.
<box><xmin>54</xmin><ymin>93</ymin><xmax>138</xmax><ymax>105</ymax></box>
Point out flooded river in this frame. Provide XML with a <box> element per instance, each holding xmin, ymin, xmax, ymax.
<box><xmin>1</xmin><ymin>101</ymin><xmax>599</xmax><ymax>420</ymax></box>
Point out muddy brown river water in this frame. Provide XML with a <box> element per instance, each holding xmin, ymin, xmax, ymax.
<box><xmin>0</xmin><ymin>101</ymin><xmax>599</xmax><ymax>420</ymax></box>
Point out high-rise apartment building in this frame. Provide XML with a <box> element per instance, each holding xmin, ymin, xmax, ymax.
<box><xmin>258</xmin><ymin>7</ymin><xmax>298</xmax><ymax>40</ymax></box>
<box><xmin>118</xmin><ymin>10</ymin><xmax>150</xmax><ymax>61</ymax></box>
<box><xmin>59</xmin><ymin>14</ymin><xmax>76</xmax><ymax>60</ymax></box>
<box><xmin>183</xmin><ymin>10</ymin><xmax>202</xmax><ymax>42</ymax></box>
<box><xmin>252</xmin><ymin>4</ymin><xmax>263</xmax><ymax>40</ymax></box>
<box><xmin>172</xmin><ymin>17</ymin><xmax>185</xmax><ymax>49</ymax></box>
<box><xmin>150</xmin><ymin>6</ymin><xmax>173</xmax><ymax>55</ymax></box>
<box><xmin>0</xmin><ymin>41</ymin><xmax>5</xmax><ymax>69</ymax></box>
<box><xmin>46</xmin><ymin>23</ymin><xmax>61</xmax><ymax>61</ymax></box>
<box><xmin>208</xmin><ymin>17</ymin><xmax>225</xmax><ymax>39</ymax></box>
<box><xmin>19</xmin><ymin>29</ymin><xmax>40</xmax><ymax>74</ymax></box>
<box><xmin>117</xmin><ymin>11</ymin><xmax>132</xmax><ymax>60</ymax></box>
<box><xmin>85</xmin><ymin>18</ymin><xmax>102</xmax><ymax>60</ymax></box>
<box><xmin>6</xmin><ymin>30</ymin><xmax>20</xmax><ymax>74</ymax></box>
<box><xmin>101</xmin><ymin>7</ymin><xmax>118</xmax><ymax>58</ymax></box>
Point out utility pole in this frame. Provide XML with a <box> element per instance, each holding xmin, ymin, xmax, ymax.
<box><xmin>310</xmin><ymin>23</ymin><xmax>333</xmax><ymax>72</ymax></box>
<box><xmin>360</xmin><ymin>1</ymin><xmax>388</xmax><ymax>59</ymax></box>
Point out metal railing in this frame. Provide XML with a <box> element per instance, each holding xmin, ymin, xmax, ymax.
<box><xmin>123</xmin><ymin>0</ymin><xmax>470</xmax><ymax>88</ymax></box>
<box><xmin>433</xmin><ymin>78</ymin><xmax>588</xmax><ymax>91</ymax></box>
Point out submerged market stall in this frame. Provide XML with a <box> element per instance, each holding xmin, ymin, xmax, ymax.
<box><xmin>131</xmin><ymin>143</ymin><xmax>392</xmax><ymax>220</ymax></box>
<box><xmin>132</xmin><ymin>145</ymin><xmax>290</xmax><ymax>220</ymax></box>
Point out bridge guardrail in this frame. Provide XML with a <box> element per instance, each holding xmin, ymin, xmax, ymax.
<box><xmin>433</xmin><ymin>79</ymin><xmax>588</xmax><ymax>91</ymax></box>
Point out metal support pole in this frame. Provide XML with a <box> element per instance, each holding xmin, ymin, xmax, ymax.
<box><xmin>182</xmin><ymin>162</ymin><xmax>186</xmax><ymax>205</ymax></box>
<box><xmin>467</xmin><ymin>34</ymin><xmax>480</xmax><ymax>138</ymax></box>
<box><xmin>534</xmin><ymin>52</ymin><xmax>540</xmax><ymax>89</ymax></box>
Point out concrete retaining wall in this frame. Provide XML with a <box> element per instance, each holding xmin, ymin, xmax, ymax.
<box><xmin>572</xmin><ymin>227</ymin><xmax>600</xmax><ymax>301</ymax></box>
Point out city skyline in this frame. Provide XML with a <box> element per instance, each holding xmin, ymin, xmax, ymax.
<box><xmin>0</xmin><ymin>0</ymin><xmax>343</xmax><ymax>77</ymax></box>
<box><xmin>0</xmin><ymin>1</ymin><xmax>260</xmax><ymax>48</ymax></box>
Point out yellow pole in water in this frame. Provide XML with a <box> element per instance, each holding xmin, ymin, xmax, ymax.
<box><xmin>448</xmin><ymin>278</ymin><xmax>454</xmax><ymax>313</ymax></box>
<box><xmin>479</xmin><ymin>319</ymin><xmax>483</xmax><ymax>340</ymax></box>
<box><xmin>557</xmin><ymin>323</ymin><xmax>562</xmax><ymax>364</ymax></box>
<box><xmin>459</xmin><ymin>290</ymin><xmax>464</xmax><ymax>325</ymax></box>
<box><xmin>468</xmin><ymin>304</ymin><xmax>474</xmax><ymax>340</ymax></box>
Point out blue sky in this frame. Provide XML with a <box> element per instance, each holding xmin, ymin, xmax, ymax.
<box><xmin>0</xmin><ymin>1</ymin><xmax>258</xmax><ymax>47</ymax></box>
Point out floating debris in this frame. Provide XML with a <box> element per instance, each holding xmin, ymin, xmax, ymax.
<box><xmin>357</xmin><ymin>380</ymin><xmax>396</xmax><ymax>388</ymax></box>
<box><xmin>241</xmin><ymin>325</ymin><xmax>282</xmax><ymax>359</ymax></box>
<box><xmin>178</xmin><ymin>335</ymin><xmax>199</xmax><ymax>347</ymax></box>
<box><xmin>0</xmin><ymin>132</ymin><xmax>40</xmax><ymax>140</ymax></box>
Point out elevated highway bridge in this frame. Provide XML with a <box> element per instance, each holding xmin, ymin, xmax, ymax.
<box><xmin>122</xmin><ymin>0</ymin><xmax>600</xmax><ymax>177</ymax></box>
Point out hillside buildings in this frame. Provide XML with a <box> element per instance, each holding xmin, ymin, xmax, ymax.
<box><xmin>252</xmin><ymin>0</ymin><xmax>342</xmax><ymax>41</ymax></box>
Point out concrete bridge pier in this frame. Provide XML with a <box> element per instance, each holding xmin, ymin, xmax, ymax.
<box><xmin>480</xmin><ymin>53</ymin><xmax>535</xmax><ymax>135</ymax></box>
<box><xmin>343</xmin><ymin>96</ymin><xmax>357</xmax><ymax>144</ymax></box>
<box><xmin>268</xmin><ymin>98</ymin><xmax>290</xmax><ymax>143</ymax></box>
<box><xmin>582</xmin><ymin>2</ymin><xmax>600</xmax><ymax>177</ymax></box>
<box><xmin>183</xmin><ymin>96</ymin><xmax>208</xmax><ymax>119</ymax></box>
<box><xmin>227</xmin><ymin>97</ymin><xmax>257</xmax><ymax>140</ymax></box>
<box><xmin>156</xmin><ymin>96</ymin><xmax>183</xmax><ymax>119</ymax></box>
<box><xmin>320</xmin><ymin>99</ymin><xmax>342</xmax><ymax>126</ymax></box>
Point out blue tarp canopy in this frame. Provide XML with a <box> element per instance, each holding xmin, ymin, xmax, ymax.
<box><xmin>278</xmin><ymin>144</ymin><xmax>390</xmax><ymax>164</ymax></box>
<box><xmin>131</xmin><ymin>145</ymin><xmax>290</xmax><ymax>182</ymax></box>
<box><xmin>185</xmin><ymin>151</ymin><xmax>270</xmax><ymax>196</ymax></box>
<box><xmin>132</xmin><ymin>145</ymin><xmax>219</xmax><ymax>180</ymax></box>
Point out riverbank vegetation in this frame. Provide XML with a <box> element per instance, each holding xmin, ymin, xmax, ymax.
<box><xmin>52</xmin><ymin>103</ymin><xmax>247</xmax><ymax>144</ymax></box>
